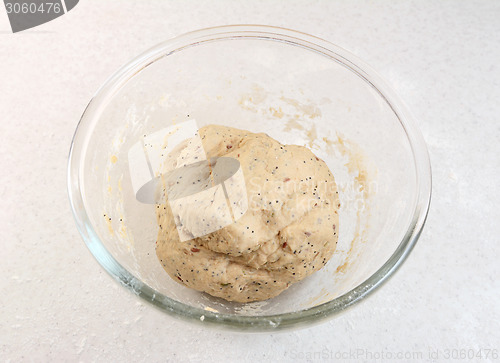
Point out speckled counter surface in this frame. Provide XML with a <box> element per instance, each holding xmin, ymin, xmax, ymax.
<box><xmin>1</xmin><ymin>1</ymin><xmax>499</xmax><ymax>362</ymax></box>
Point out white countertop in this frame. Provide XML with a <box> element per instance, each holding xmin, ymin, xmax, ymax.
<box><xmin>1</xmin><ymin>1</ymin><xmax>499</xmax><ymax>362</ymax></box>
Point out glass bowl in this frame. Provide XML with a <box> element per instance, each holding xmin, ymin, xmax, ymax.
<box><xmin>68</xmin><ymin>25</ymin><xmax>431</xmax><ymax>331</ymax></box>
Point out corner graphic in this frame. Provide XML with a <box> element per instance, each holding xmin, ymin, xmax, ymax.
<box><xmin>3</xmin><ymin>0</ymin><xmax>79</xmax><ymax>33</ymax></box>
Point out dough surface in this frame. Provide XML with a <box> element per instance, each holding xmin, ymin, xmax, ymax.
<box><xmin>156</xmin><ymin>125</ymin><xmax>340</xmax><ymax>302</ymax></box>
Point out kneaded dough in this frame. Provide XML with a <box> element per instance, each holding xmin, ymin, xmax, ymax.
<box><xmin>156</xmin><ymin>125</ymin><xmax>340</xmax><ymax>302</ymax></box>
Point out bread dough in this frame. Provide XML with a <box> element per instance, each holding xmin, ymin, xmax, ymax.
<box><xmin>156</xmin><ymin>125</ymin><xmax>340</xmax><ymax>302</ymax></box>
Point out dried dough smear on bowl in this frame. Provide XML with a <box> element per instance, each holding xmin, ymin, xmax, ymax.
<box><xmin>68</xmin><ymin>25</ymin><xmax>431</xmax><ymax>330</ymax></box>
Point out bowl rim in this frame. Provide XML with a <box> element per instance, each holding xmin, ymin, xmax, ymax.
<box><xmin>67</xmin><ymin>24</ymin><xmax>432</xmax><ymax>331</ymax></box>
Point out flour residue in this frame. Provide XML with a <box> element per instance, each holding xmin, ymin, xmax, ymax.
<box><xmin>103</xmin><ymin>127</ymin><xmax>134</xmax><ymax>252</ymax></box>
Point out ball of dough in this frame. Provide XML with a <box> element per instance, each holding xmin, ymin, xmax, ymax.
<box><xmin>156</xmin><ymin>125</ymin><xmax>340</xmax><ymax>302</ymax></box>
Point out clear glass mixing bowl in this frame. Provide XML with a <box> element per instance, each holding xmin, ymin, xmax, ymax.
<box><xmin>68</xmin><ymin>25</ymin><xmax>431</xmax><ymax>331</ymax></box>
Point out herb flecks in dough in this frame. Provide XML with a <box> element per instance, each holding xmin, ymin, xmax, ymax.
<box><xmin>156</xmin><ymin>125</ymin><xmax>340</xmax><ymax>302</ymax></box>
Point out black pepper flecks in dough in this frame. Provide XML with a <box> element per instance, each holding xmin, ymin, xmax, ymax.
<box><xmin>156</xmin><ymin>125</ymin><xmax>340</xmax><ymax>302</ymax></box>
